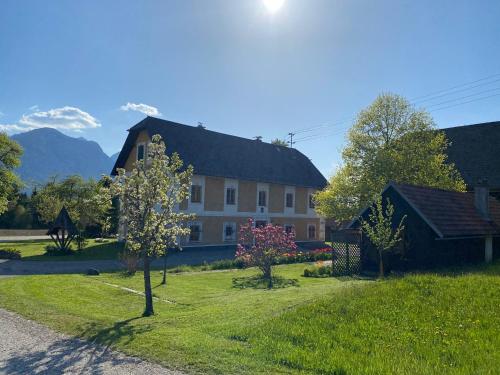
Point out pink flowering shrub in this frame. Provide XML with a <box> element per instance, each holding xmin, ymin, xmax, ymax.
<box><xmin>237</xmin><ymin>218</ymin><xmax>297</xmax><ymax>288</ymax></box>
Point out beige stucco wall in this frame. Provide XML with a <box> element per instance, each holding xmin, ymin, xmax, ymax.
<box><xmin>124</xmin><ymin>130</ymin><xmax>150</xmax><ymax>171</ymax></box>
<box><xmin>295</xmin><ymin>187</ymin><xmax>308</xmax><ymax>214</ymax></box>
<box><xmin>238</xmin><ymin>180</ymin><xmax>257</xmax><ymax>212</ymax></box>
<box><xmin>269</xmin><ymin>184</ymin><xmax>285</xmax><ymax>213</ymax></box>
<box><xmin>204</xmin><ymin>176</ymin><xmax>225</xmax><ymax>211</ymax></box>
<box><xmin>185</xmin><ymin>216</ymin><xmax>321</xmax><ymax>245</ymax></box>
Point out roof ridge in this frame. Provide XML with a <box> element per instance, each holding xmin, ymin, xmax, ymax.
<box><xmin>137</xmin><ymin>116</ymin><xmax>308</xmax><ymax>157</ymax></box>
<box><xmin>441</xmin><ymin>120</ymin><xmax>500</xmax><ymax>131</ymax></box>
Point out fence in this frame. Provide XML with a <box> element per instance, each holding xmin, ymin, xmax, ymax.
<box><xmin>330</xmin><ymin>229</ymin><xmax>362</xmax><ymax>276</ymax></box>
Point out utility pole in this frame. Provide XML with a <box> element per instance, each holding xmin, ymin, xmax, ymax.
<box><xmin>288</xmin><ymin>132</ymin><xmax>295</xmax><ymax>148</ymax></box>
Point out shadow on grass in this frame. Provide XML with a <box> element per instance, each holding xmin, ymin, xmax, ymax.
<box><xmin>232</xmin><ymin>275</ymin><xmax>299</xmax><ymax>289</ymax></box>
<box><xmin>0</xmin><ymin>317</ymin><xmax>152</xmax><ymax>375</ymax></box>
<box><xmin>22</xmin><ymin>241</ymin><xmax>125</xmax><ymax>261</ymax></box>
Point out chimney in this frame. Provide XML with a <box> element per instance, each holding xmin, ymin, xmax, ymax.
<box><xmin>474</xmin><ymin>179</ymin><xmax>490</xmax><ymax>221</ymax></box>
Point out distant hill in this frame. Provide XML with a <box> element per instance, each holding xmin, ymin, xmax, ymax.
<box><xmin>11</xmin><ymin>128</ymin><xmax>116</xmax><ymax>188</ymax></box>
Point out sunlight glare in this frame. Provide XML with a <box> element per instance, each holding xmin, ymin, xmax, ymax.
<box><xmin>263</xmin><ymin>0</ymin><xmax>285</xmax><ymax>13</ymax></box>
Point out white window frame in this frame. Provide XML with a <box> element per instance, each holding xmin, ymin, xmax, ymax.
<box><xmin>222</xmin><ymin>222</ymin><xmax>237</xmax><ymax>241</ymax></box>
<box><xmin>190</xmin><ymin>184</ymin><xmax>203</xmax><ymax>204</ymax></box>
<box><xmin>285</xmin><ymin>192</ymin><xmax>294</xmax><ymax>208</ymax></box>
<box><xmin>258</xmin><ymin>190</ymin><xmax>267</xmax><ymax>207</ymax></box>
<box><xmin>284</xmin><ymin>186</ymin><xmax>295</xmax><ymax>215</ymax></box>
<box><xmin>189</xmin><ymin>221</ymin><xmax>203</xmax><ymax>243</ymax></box>
<box><xmin>308</xmin><ymin>193</ymin><xmax>315</xmax><ymax>210</ymax></box>
<box><xmin>226</xmin><ymin>187</ymin><xmax>236</xmax><ymax>205</ymax></box>
<box><xmin>307</xmin><ymin>224</ymin><xmax>316</xmax><ymax>240</ymax></box>
<box><xmin>136</xmin><ymin>142</ymin><xmax>146</xmax><ymax>161</ymax></box>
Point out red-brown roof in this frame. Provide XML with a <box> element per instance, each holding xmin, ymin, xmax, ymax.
<box><xmin>392</xmin><ymin>183</ymin><xmax>500</xmax><ymax>238</ymax></box>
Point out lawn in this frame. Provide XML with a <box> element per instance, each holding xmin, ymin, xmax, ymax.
<box><xmin>0</xmin><ymin>262</ymin><xmax>499</xmax><ymax>374</ymax></box>
<box><xmin>0</xmin><ymin>239</ymin><xmax>124</xmax><ymax>261</ymax></box>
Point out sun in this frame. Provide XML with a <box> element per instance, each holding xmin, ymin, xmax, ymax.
<box><xmin>263</xmin><ymin>0</ymin><xmax>285</xmax><ymax>13</ymax></box>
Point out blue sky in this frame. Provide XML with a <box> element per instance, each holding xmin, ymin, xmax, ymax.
<box><xmin>1</xmin><ymin>0</ymin><xmax>500</xmax><ymax>178</ymax></box>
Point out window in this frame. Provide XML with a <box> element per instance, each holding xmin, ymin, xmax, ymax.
<box><xmin>226</xmin><ymin>187</ymin><xmax>236</xmax><ymax>205</ymax></box>
<box><xmin>255</xmin><ymin>220</ymin><xmax>267</xmax><ymax>228</ymax></box>
<box><xmin>308</xmin><ymin>224</ymin><xmax>316</xmax><ymax>240</ymax></box>
<box><xmin>189</xmin><ymin>223</ymin><xmax>202</xmax><ymax>242</ymax></box>
<box><xmin>286</xmin><ymin>193</ymin><xmax>294</xmax><ymax>208</ymax></box>
<box><xmin>309</xmin><ymin>194</ymin><xmax>315</xmax><ymax>209</ymax></box>
<box><xmin>284</xmin><ymin>224</ymin><xmax>294</xmax><ymax>235</ymax></box>
<box><xmin>191</xmin><ymin>185</ymin><xmax>202</xmax><ymax>203</ymax></box>
<box><xmin>223</xmin><ymin>222</ymin><xmax>236</xmax><ymax>241</ymax></box>
<box><xmin>258</xmin><ymin>191</ymin><xmax>267</xmax><ymax>207</ymax></box>
<box><xmin>137</xmin><ymin>143</ymin><xmax>145</xmax><ymax>161</ymax></box>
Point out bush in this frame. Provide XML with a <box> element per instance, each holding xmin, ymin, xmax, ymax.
<box><xmin>0</xmin><ymin>248</ymin><xmax>21</xmax><ymax>260</ymax></box>
<box><xmin>44</xmin><ymin>245</ymin><xmax>74</xmax><ymax>256</ymax></box>
<box><xmin>303</xmin><ymin>264</ymin><xmax>332</xmax><ymax>278</ymax></box>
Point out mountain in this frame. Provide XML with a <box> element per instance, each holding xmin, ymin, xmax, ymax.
<box><xmin>11</xmin><ymin>128</ymin><xmax>116</xmax><ymax>187</ymax></box>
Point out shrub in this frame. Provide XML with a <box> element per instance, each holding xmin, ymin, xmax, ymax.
<box><xmin>44</xmin><ymin>245</ymin><xmax>74</xmax><ymax>256</ymax></box>
<box><xmin>303</xmin><ymin>264</ymin><xmax>332</xmax><ymax>278</ymax></box>
<box><xmin>0</xmin><ymin>248</ymin><xmax>21</xmax><ymax>260</ymax></box>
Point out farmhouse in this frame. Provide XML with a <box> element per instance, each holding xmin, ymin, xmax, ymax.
<box><xmin>112</xmin><ymin>117</ymin><xmax>327</xmax><ymax>246</ymax></box>
<box><xmin>349</xmin><ymin>182</ymin><xmax>500</xmax><ymax>271</ymax></box>
<box><xmin>443</xmin><ymin>121</ymin><xmax>500</xmax><ymax>197</ymax></box>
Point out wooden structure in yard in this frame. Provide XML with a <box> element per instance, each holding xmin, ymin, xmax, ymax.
<box><xmin>46</xmin><ymin>207</ymin><xmax>78</xmax><ymax>250</ymax></box>
<box><xmin>330</xmin><ymin>229</ymin><xmax>363</xmax><ymax>276</ymax></box>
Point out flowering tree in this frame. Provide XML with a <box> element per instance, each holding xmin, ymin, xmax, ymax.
<box><xmin>360</xmin><ymin>197</ymin><xmax>406</xmax><ymax>278</ymax></box>
<box><xmin>237</xmin><ymin>219</ymin><xmax>297</xmax><ymax>288</ymax></box>
<box><xmin>112</xmin><ymin>134</ymin><xmax>194</xmax><ymax>316</ymax></box>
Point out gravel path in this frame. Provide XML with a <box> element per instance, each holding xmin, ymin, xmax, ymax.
<box><xmin>0</xmin><ymin>308</ymin><xmax>185</xmax><ymax>375</ymax></box>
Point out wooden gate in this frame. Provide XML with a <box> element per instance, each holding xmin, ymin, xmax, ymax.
<box><xmin>330</xmin><ymin>229</ymin><xmax>362</xmax><ymax>276</ymax></box>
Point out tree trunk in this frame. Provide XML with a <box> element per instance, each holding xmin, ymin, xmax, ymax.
<box><xmin>161</xmin><ymin>251</ymin><xmax>167</xmax><ymax>285</ymax></box>
<box><xmin>263</xmin><ymin>264</ymin><xmax>273</xmax><ymax>289</ymax></box>
<box><xmin>378</xmin><ymin>250</ymin><xmax>384</xmax><ymax>279</ymax></box>
<box><xmin>143</xmin><ymin>255</ymin><xmax>154</xmax><ymax>316</ymax></box>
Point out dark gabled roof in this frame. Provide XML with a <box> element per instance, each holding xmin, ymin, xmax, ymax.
<box><xmin>351</xmin><ymin>182</ymin><xmax>500</xmax><ymax>238</ymax></box>
<box><xmin>442</xmin><ymin>121</ymin><xmax>500</xmax><ymax>189</ymax></box>
<box><xmin>47</xmin><ymin>207</ymin><xmax>78</xmax><ymax>236</ymax></box>
<box><xmin>112</xmin><ymin>117</ymin><xmax>327</xmax><ymax>189</ymax></box>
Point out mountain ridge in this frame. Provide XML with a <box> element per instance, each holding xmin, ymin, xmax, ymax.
<box><xmin>11</xmin><ymin>128</ymin><xmax>118</xmax><ymax>187</ymax></box>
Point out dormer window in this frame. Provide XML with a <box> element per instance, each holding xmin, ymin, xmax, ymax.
<box><xmin>137</xmin><ymin>143</ymin><xmax>146</xmax><ymax>161</ymax></box>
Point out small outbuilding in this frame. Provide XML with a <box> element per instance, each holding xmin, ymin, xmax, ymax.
<box><xmin>349</xmin><ymin>182</ymin><xmax>500</xmax><ymax>271</ymax></box>
<box><xmin>47</xmin><ymin>207</ymin><xmax>78</xmax><ymax>250</ymax></box>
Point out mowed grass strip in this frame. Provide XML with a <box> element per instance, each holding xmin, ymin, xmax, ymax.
<box><xmin>0</xmin><ymin>262</ymin><xmax>499</xmax><ymax>374</ymax></box>
<box><xmin>0</xmin><ymin>239</ymin><xmax>124</xmax><ymax>261</ymax></box>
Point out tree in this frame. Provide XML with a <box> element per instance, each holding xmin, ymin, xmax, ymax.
<box><xmin>0</xmin><ymin>133</ymin><xmax>23</xmax><ymax>215</ymax></box>
<box><xmin>361</xmin><ymin>197</ymin><xmax>406</xmax><ymax>278</ymax></box>
<box><xmin>112</xmin><ymin>134</ymin><xmax>194</xmax><ymax>316</ymax></box>
<box><xmin>271</xmin><ymin>138</ymin><xmax>288</xmax><ymax>147</ymax></box>
<box><xmin>237</xmin><ymin>219</ymin><xmax>297</xmax><ymax>288</ymax></box>
<box><xmin>32</xmin><ymin>175</ymin><xmax>111</xmax><ymax>245</ymax></box>
<box><xmin>315</xmin><ymin>93</ymin><xmax>466</xmax><ymax>221</ymax></box>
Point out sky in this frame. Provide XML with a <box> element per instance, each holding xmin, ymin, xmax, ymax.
<box><xmin>1</xmin><ymin>0</ymin><xmax>500</xmax><ymax>178</ymax></box>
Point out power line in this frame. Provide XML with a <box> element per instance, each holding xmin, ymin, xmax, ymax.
<box><xmin>412</xmin><ymin>78</ymin><xmax>500</xmax><ymax>105</ymax></box>
<box><xmin>410</xmin><ymin>73</ymin><xmax>500</xmax><ymax>101</ymax></box>
<box><xmin>286</xmin><ymin>72</ymin><xmax>500</xmax><ymax>145</ymax></box>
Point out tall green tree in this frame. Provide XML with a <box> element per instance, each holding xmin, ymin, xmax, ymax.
<box><xmin>112</xmin><ymin>134</ymin><xmax>194</xmax><ymax>316</ymax></box>
<box><xmin>32</xmin><ymin>175</ymin><xmax>111</xmax><ymax>233</ymax></box>
<box><xmin>0</xmin><ymin>133</ymin><xmax>23</xmax><ymax>215</ymax></box>
<box><xmin>315</xmin><ymin>93</ymin><xmax>466</xmax><ymax>221</ymax></box>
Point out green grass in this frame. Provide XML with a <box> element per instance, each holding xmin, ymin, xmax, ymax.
<box><xmin>0</xmin><ymin>239</ymin><xmax>124</xmax><ymax>261</ymax></box>
<box><xmin>0</xmin><ymin>262</ymin><xmax>499</xmax><ymax>374</ymax></box>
